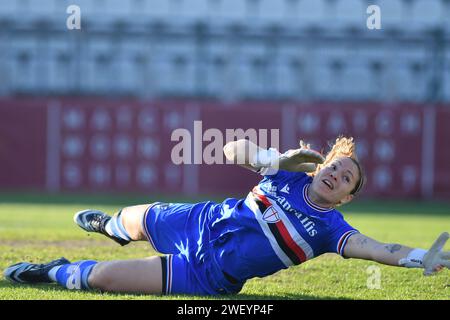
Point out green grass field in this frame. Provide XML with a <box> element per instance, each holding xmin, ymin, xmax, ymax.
<box><xmin>0</xmin><ymin>193</ymin><xmax>449</xmax><ymax>300</ymax></box>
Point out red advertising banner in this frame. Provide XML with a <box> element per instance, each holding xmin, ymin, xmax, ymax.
<box><xmin>0</xmin><ymin>99</ymin><xmax>47</xmax><ymax>189</ymax></box>
<box><xmin>287</xmin><ymin>103</ymin><xmax>425</xmax><ymax>198</ymax></box>
<box><xmin>434</xmin><ymin>105</ymin><xmax>450</xmax><ymax>199</ymax></box>
<box><xmin>48</xmin><ymin>99</ymin><xmax>191</xmax><ymax>194</ymax></box>
<box><xmin>0</xmin><ymin>98</ymin><xmax>448</xmax><ymax>199</ymax></box>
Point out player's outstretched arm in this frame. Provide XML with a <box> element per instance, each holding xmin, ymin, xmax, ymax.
<box><xmin>343</xmin><ymin>232</ymin><xmax>450</xmax><ymax>275</ymax></box>
<box><xmin>223</xmin><ymin>139</ymin><xmax>262</xmax><ymax>172</ymax></box>
<box><xmin>223</xmin><ymin>139</ymin><xmax>324</xmax><ymax>174</ymax></box>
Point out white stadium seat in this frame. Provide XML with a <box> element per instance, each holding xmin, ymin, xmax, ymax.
<box><xmin>156</xmin><ymin>40</ymin><xmax>197</xmax><ymax>95</ymax></box>
<box><xmin>63</xmin><ymin>0</ymin><xmax>96</xmax><ymax>17</ymax></box>
<box><xmin>444</xmin><ymin>54</ymin><xmax>450</xmax><ymax>101</ymax></box>
<box><xmin>10</xmin><ymin>38</ymin><xmax>38</xmax><ymax>93</ymax></box>
<box><xmin>48</xmin><ymin>53</ymin><xmax>72</xmax><ymax>93</ymax></box>
<box><xmin>89</xmin><ymin>0</ymin><xmax>134</xmax><ymax>26</ymax></box>
<box><xmin>206</xmin><ymin>55</ymin><xmax>228</xmax><ymax>97</ymax></box>
<box><xmin>83</xmin><ymin>39</ymin><xmax>117</xmax><ymax>93</ymax></box>
<box><xmin>312</xmin><ymin>62</ymin><xmax>331</xmax><ymax>99</ymax></box>
<box><xmin>277</xmin><ymin>57</ymin><xmax>307</xmax><ymax>99</ymax></box>
<box><xmin>102</xmin><ymin>0</ymin><xmax>132</xmax><ymax>17</ymax></box>
<box><xmin>444</xmin><ymin>49</ymin><xmax>450</xmax><ymax>101</ymax></box>
<box><xmin>344</xmin><ymin>63</ymin><xmax>372</xmax><ymax>99</ymax></box>
<box><xmin>334</xmin><ymin>0</ymin><xmax>367</xmax><ymax>30</ymax></box>
<box><xmin>26</xmin><ymin>0</ymin><xmax>57</xmax><ymax>17</ymax></box>
<box><xmin>410</xmin><ymin>0</ymin><xmax>444</xmax><ymax>30</ymax></box>
<box><xmin>311</xmin><ymin>45</ymin><xmax>376</xmax><ymax>100</ymax></box>
<box><xmin>0</xmin><ymin>33</ymin><xmax>11</xmax><ymax>94</ymax></box>
<box><xmin>296</xmin><ymin>0</ymin><xmax>329</xmax><ymax>28</ymax></box>
<box><xmin>176</xmin><ymin>0</ymin><xmax>209</xmax><ymax>21</ymax></box>
<box><xmin>384</xmin><ymin>61</ymin><xmax>411</xmax><ymax>102</ymax></box>
<box><xmin>0</xmin><ymin>0</ymin><xmax>21</xmax><ymax>20</ymax></box>
<box><xmin>240</xmin><ymin>42</ymin><xmax>267</xmax><ymax>96</ymax></box>
<box><xmin>376</xmin><ymin>0</ymin><xmax>404</xmax><ymax>30</ymax></box>
<box><xmin>6</xmin><ymin>0</ymin><xmax>55</xmax><ymax>27</ymax></box>
<box><xmin>115</xmin><ymin>55</ymin><xmax>135</xmax><ymax>93</ymax></box>
<box><xmin>398</xmin><ymin>47</ymin><xmax>430</xmax><ymax>102</ymax></box>
<box><xmin>132</xmin><ymin>0</ymin><xmax>170</xmax><ymax>21</ymax></box>
<box><xmin>205</xmin><ymin>40</ymin><xmax>238</xmax><ymax>98</ymax></box>
<box><xmin>47</xmin><ymin>37</ymin><xmax>72</xmax><ymax>93</ymax></box>
<box><xmin>214</xmin><ymin>0</ymin><xmax>248</xmax><ymax>26</ymax></box>
<box><xmin>396</xmin><ymin>62</ymin><xmax>420</xmax><ymax>101</ymax></box>
<box><xmin>443</xmin><ymin>0</ymin><xmax>450</xmax><ymax>30</ymax></box>
<box><xmin>0</xmin><ymin>0</ymin><xmax>449</xmax><ymax>102</ymax></box>
<box><xmin>259</xmin><ymin>0</ymin><xmax>285</xmax><ymax>26</ymax></box>
<box><xmin>356</xmin><ymin>47</ymin><xmax>391</xmax><ymax>100</ymax></box>
<box><xmin>120</xmin><ymin>40</ymin><xmax>153</xmax><ymax>96</ymax></box>
<box><xmin>283</xmin><ymin>0</ymin><xmax>300</xmax><ymax>27</ymax></box>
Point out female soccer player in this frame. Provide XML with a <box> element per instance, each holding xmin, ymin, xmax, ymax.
<box><xmin>4</xmin><ymin>137</ymin><xmax>450</xmax><ymax>295</ymax></box>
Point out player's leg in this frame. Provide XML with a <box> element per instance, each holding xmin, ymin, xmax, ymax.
<box><xmin>87</xmin><ymin>256</ymin><xmax>163</xmax><ymax>293</ymax></box>
<box><xmin>4</xmin><ymin>255</ymin><xmax>164</xmax><ymax>294</ymax></box>
<box><xmin>74</xmin><ymin>204</ymin><xmax>151</xmax><ymax>246</ymax></box>
<box><xmin>74</xmin><ymin>202</ymin><xmax>195</xmax><ymax>256</ymax></box>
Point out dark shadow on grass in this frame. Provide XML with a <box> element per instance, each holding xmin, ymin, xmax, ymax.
<box><xmin>0</xmin><ymin>280</ymin><xmax>350</xmax><ymax>300</ymax></box>
<box><xmin>0</xmin><ymin>280</ymin><xmax>155</xmax><ymax>299</ymax></box>
<box><xmin>204</xmin><ymin>293</ymin><xmax>351</xmax><ymax>300</ymax></box>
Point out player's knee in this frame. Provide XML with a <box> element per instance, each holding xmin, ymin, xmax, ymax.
<box><xmin>128</xmin><ymin>222</ymin><xmax>146</xmax><ymax>241</ymax></box>
<box><xmin>123</xmin><ymin>218</ymin><xmax>146</xmax><ymax>241</ymax></box>
<box><xmin>120</xmin><ymin>206</ymin><xmax>148</xmax><ymax>241</ymax></box>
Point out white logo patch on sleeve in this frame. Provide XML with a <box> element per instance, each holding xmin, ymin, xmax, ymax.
<box><xmin>280</xmin><ymin>184</ymin><xmax>290</xmax><ymax>194</ymax></box>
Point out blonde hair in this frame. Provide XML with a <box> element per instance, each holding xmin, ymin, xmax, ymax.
<box><xmin>309</xmin><ymin>136</ymin><xmax>365</xmax><ymax>195</ymax></box>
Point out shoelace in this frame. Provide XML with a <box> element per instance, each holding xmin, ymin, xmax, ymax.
<box><xmin>90</xmin><ymin>215</ymin><xmax>103</xmax><ymax>231</ymax></box>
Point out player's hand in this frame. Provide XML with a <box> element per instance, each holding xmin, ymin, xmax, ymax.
<box><xmin>423</xmin><ymin>232</ymin><xmax>450</xmax><ymax>276</ymax></box>
<box><xmin>278</xmin><ymin>140</ymin><xmax>325</xmax><ymax>172</ymax></box>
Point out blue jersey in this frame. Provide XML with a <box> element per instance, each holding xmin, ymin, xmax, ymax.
<box><xmin>207</xmin><ymin>170</ymin><xmax>359</xmax><ymax>282</ymax></box>
<box><xmin>145</xmin><ymin>170</ymin><xmax>358</xmax><ymax>294</ymax></box>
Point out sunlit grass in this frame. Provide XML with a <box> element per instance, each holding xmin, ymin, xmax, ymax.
<box><xmin>0</xmin><ymin>197</ymin><xmax>449</xmax><ymax>300</ymax></box>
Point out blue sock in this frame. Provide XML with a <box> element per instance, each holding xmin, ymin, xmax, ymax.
<box><xmin>49</xmin><ymin>260</ymin><xmax>97</xmax><ymax>290</ymax></box>
<box><xmin>104</xmin><ymin>210</ymin><xmax>132</xmax><ymax>242</ymax></box>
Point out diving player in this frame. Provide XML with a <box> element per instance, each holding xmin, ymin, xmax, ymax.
<box><xmin>4</xmin><ymin>137</ymin><xmax>450</xmax><ymax>295</ymax></box>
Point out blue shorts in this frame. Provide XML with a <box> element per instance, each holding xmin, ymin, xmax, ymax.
<box><xmin>142</xmin><ymin>202</ymin><xmax>244</xmax><ymax>296</ymax></box>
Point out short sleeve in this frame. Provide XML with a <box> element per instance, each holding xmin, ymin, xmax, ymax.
<box><xmin>326</xmin><ymin>214</ymin><xmax>359</xmax><ymax>257</ymax></box>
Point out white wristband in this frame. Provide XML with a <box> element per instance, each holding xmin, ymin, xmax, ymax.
<box><xmin>398</xmin><ymin>248</ymin><xmax>427</xmax><ymax>268</ymax></box>
<box><xmin>250</xmin><ymin>148</ymin><xmax>280</xmax><ymax>169</ymax></box>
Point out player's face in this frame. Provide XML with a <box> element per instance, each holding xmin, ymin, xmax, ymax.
<box><xmin>311</xmin><ymin>157</ymin><xmax>360</xmax><ymax>205</ymax></box>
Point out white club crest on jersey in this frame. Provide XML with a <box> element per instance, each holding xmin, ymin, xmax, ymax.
<box><xmin>280</xmin><ymin>184</ymin><xmax>290</xmax><ymax>194</ymax></box>
<box><xmin>262</xmin><ymin>207</ymin><xmax>280</xmax><ymax>223</ymax></box>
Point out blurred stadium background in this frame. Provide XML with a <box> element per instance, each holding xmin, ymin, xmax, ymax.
<box><xmin>1</xmin><ymin>0</ymin><xmax>450</xmax><ymax>201</ymax></box>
